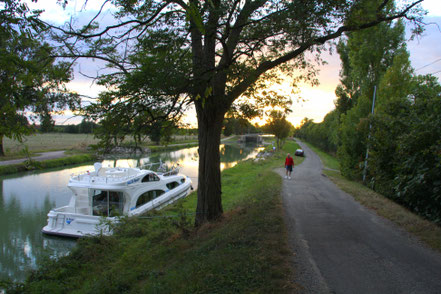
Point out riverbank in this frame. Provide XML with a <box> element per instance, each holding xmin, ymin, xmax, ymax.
<box><xmin>0</xmin><ymin>154</ymin><xmax>97</xmax><ymax>176</ymax></box>
<box><xmin>1</xmin><ymin>141</ymin><xmax>303</xmax><ymax>293</ymax></box>
<box><xmin>0</xmin><ymin>134</ymin><xmax>239</xmax><ymax>176</ymax></box>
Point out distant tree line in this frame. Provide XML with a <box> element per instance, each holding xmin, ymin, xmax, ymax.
<box><xmin>295</xmin><ymin>21</ymin><xmax>441</xmax><ymax>224</ymax></box>
<box><xmin>35</xmin><ymin>119</ymin><xmax>97</xmax><ymax>134</ymax></box>
<box><xmin>36</xmin><ymin>119</ymin><xmax>199</xmax><ymax>139</ymax></box>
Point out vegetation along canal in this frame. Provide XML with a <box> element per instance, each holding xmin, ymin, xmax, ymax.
<box><xmin>0</xmin><ymin>143</ymin><xmax>264</xmax><ymax>281</ymax></box>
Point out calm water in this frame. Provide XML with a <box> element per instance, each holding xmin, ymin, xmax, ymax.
<box><xmin>0</xmin><ymin>143</ymin><xmax>263</xmax><ymax>281</ymax></box>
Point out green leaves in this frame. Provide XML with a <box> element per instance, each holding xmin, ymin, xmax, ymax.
<box><xmin>186</xmin><ymin>2</ymin><xmax>205</xmax><ymax>34</ymax></box>
<box><xmin>262</xmin><ymin>110</ymin><xmax>293</xmax><ymax>149</ymax></box>
<box><xmin>0</xmin><ymin>0</ymin><xmax>79</xmax><ymax>155</ymax></box>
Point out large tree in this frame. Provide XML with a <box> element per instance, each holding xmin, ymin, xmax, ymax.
<box><xmin>47</xmin><ymin>0</ymin><xmax>424</xmax><ymax>225</ymax></box>
<box><xmin>0</xmin><ymin>0</ymin><xmax>79</xmax><ymax>156</ymax></box>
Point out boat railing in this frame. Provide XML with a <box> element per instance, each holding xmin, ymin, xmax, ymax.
<box><xmin>161</xmin><ymin>166</ymin><xmax>180</xmax><ymax>176</ymax></box>
<box><xmin>70</xmin><ymin>172</ymin><xmax>135</xmax><ymax>184</ymax></box>
<box><xmin>141</xmin><ymin>160</ymin><xmax>167</xmax><ymax>172</ymax></box>
<box><xmin>141</xmin><ymin>160</ymin><xmax>180</xmax><ymax>176</ymax></box>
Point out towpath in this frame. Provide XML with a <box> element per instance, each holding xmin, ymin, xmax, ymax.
<box><xmin>278</xmin><ymin>139</ymin><xmax>441</xmax><ymax>294</ymax></box>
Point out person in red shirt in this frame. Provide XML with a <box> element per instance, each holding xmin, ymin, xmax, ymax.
<box><xmin>285</xmin><ymin>153</ymin><xmax>294</xmax><ymax>179</ymax></box>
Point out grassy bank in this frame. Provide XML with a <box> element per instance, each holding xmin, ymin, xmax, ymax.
<box><xmin>147</xmin><ymin>142</ymin><xmax>199</xmax><ymax>153</ymax></box>
<box><xmin>3</xmin><ymin>141</ymin><xmax>302</xmax><ymax>293</ymax></box>
<box><xmin>303</xmin><ymin>141</ymin><xmax>441</xmax><ymax>252</ymax></box>
<box><xmin>0</xmin><ymin>154</ymin><xmax>96</xmax><ymax>176</ymax></box>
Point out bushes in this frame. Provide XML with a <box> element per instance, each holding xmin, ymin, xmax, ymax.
<box><xmin>390</xmin><ymin>79</ymin><xmax>441</xmax><ymax>224</ymax></box>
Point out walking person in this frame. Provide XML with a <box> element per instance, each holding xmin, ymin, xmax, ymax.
<box><xmin>285</xmin><ymin>153</ymin><xmax>294</xmax><ymax>179</ymax></box>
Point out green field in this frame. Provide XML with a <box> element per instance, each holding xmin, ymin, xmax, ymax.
<box><xmin>3</xmin><ymin>133</ymin><xmax>100</xmax><ymax>155</ymax></box>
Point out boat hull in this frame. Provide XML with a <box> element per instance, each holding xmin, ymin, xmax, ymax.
<box><xmin>42</xmin><ymin>177</ymin><xmax>193</xmax><ymax>238</ymax></box>
<box><xmin>42</xmin><ymin>208</ymin><xmax>114</xmax><ymax>238</ymax></box>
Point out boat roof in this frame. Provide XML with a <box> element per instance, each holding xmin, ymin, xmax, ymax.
<box><xmin>68</xmin><ymin>166</ymin><xmax>151</xmax><ymax>188</ymax></box>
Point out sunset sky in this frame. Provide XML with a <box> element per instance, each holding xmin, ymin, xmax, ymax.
<box><xmin>27</xmin><ymin>0</ymin><xmax>441</xmax><ymax>127</ymax></box>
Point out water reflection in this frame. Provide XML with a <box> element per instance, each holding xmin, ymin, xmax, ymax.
<box><xmin>102</xmin><ymin>143</ymin><xmax>264</xmax><ymax>189</ymax></box>
<box><xmin>0</xmin><ymin>173</ymin><xmax>77</xmax><ymax>281</ymax></box>
<box><xmin>0</xmin><ymin>142</ymin><xmax>263</xmax><ymax>281</ymax></box>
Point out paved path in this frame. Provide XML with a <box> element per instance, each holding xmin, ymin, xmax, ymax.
<box><xmin>0</xmin><ymin>151</ymin><xmax>66</xmax><ymax>166</ymax></box>
<box><xmin>279</xmin><ymin>140</ymin><xmax>441</xmax><ymax>294</ymax></box>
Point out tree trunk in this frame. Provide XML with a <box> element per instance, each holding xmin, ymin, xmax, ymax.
<box><xmin>194</xmin><ymin>105</ymin><xmax>225</xmax><ymax>226</ymax></box>
<box><xmin>0</xmin><ymin>134</ymin><xmax>4</xmax><ymax>156</ymax></box>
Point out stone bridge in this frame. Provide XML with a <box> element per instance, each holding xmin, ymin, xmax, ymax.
<box><xmin>238</xmin><ymin>134</ymin><xmax>263</xmax><ymax>144</ymax></box>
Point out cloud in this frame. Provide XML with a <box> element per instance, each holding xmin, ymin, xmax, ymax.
<box><xmin>52</xmin><ymin>111</ymin><xmax>83</xmax><ymax>125</ymax></box>
<box><xmin>66</xmin><ymin>80</ymin><xmax>106</xmax><ymax>100</ymax></box>
<box><xmin>27</xmin><ymin>0</ymin><xmax>114</xmax><ymax>25</ymax></box>
<box><xmin>421</xmin><ymin>0</ymin><xmax>441</xmax><ymax>17</ymax></box>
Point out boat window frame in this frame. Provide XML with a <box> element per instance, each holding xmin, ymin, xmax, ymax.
<box><xmin>135</xmin><ymin>189</ymin><xmax>165</xmax><ymax>208</ymax></box>
<box><xmin>166</xmin><ymin>181</ymin><xmax>180</xmax><ymax>190</ymax></box>
<box><xmin>141</xmin><ymin>173</ymin><xmax>160</xmax><ymax>183</ymax></box>
<box><xmin>91</xmin><ymin>189</ymin><xmax>124</xmax><ymax>217</ymax></box>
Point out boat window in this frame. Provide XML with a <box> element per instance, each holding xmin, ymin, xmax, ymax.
<box><xmin>92</xmin><ymin>190</ymin><xmax>124</xmax><ymax>217</ymax></box>
<box><xmin>166</xmin><ymin>181</ymin><xmax>180</xmax><ymax>190</ymax></box>
<box><xmin>141</xmin><ymin>173</ymin><xmax>160</xmax><ymax>183</ymax></box>
<box><xmin>180</xmin><ymin>178</ymin><xmax>185</xmax><ymax>184</ymax></box>
<box><xmin>136</xmin><ymin>190</ymin><xmax>165</xmax><ymax>208</ymax></box>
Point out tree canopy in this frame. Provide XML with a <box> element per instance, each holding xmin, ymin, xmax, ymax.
<box><xmin>44</xmin><ymin>0</ymin><xmax>425</xmax><ymax>225</ymax></box>
<box><xmin>0</xmin><ymin>0</ymin><xmax>79</xmax><ymax>156</ymax></box>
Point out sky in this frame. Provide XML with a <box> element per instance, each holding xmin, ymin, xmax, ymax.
<box><xmin>26</xmin><ymin>0</ymin><xmax>441</xmax><ymax>127</ymax></box>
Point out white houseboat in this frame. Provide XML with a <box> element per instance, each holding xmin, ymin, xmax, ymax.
<box><xmin>42</xmin><ymin>163</ymin><xmax>192</xmax><ymax>238</ymax></box>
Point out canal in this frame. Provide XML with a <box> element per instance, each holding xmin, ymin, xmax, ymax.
<box><xmin>0</xmin><ymin>143</ymin><xmax>264</xmax><ymax>281</ymax></box>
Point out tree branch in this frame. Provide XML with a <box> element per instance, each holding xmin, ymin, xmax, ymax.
<box><xmin>227</xmin><ymin>0</ymin><xmax>424</xmax><ymax>103</ymax></box>
<box><xmin>53</xmin><ymin>54</ymin><xmax>128</xmax><ymax>74</ymax></box>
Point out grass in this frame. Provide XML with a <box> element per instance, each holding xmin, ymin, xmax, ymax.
<box><xmin>303</xmin><ymin>141</ymin><xmax>441</xmax><ymax>252</ymax></box>
<box><xmin>3</xmin><ymin>133</ymin><xmax>99</xmax><ymax>156</ymax></box>
<box><xmin>303</xmin><ymin>142</ymin><xmax>339</xmax><ymax>170</ymax></box>
<box><xmin>3</xmin><ymin>140</ymin><xmax>303</xmax><ymax>294</ymax></box>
